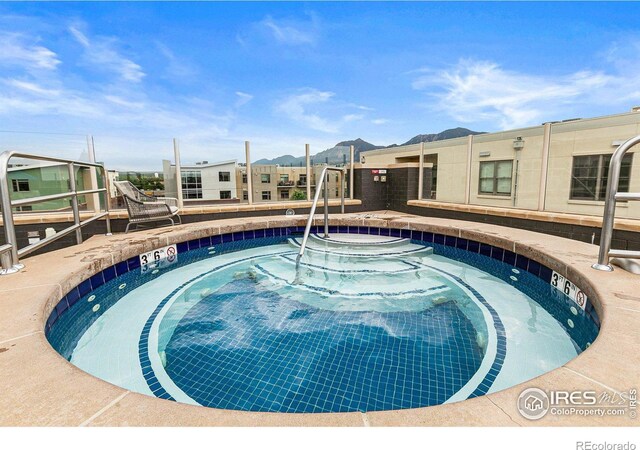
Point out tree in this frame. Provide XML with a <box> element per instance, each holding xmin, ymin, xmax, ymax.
<box><xmin>291</xmin><ymin>189</ymin><xmax>307</xmax><ymax>200</ymax></box>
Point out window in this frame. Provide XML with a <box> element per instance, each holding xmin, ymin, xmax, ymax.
<box><xmin>299</xmin><ymin>174</ymin><xmax>307</xmax><ymax>185</ymax></box>
<box><xmin>280</xmin><ymin>174</ymin><xmax>289</xmax><ymax>183</ymax></box>
<box><xmin>479</xmin><ymin>160</ymin><xmax>513</xmax><ymax>196</ymax></box>
<box><xmin>570</xmin><ymin>154</ymin><xmax>633</xmax><ymax>201</ymax></box>
<box><xmin>261</xmin><ymin>174</ymin><xmax>271</xmax><ymax>183</ymax></box>
<box><xmin>181</xmin><ymin>170</ymin><xmax>202</xmax><ymax>199</ymax></box>
<box><xmin>243</xmin><ymin>191</ymin><xmax>248</xmax><ymax>201</ymax></box>
<box><xmin>11</xmin><ymin>179</ymin><xmax>30</xmax><ymax>192</ymax></box>
<box><xmin>280</xmin><ymin>190</ymin><xmax>289</xmax><ymax>200</ymax></box>
<box><xmin>262</xmin><ymin>191</ymin><xmax>271</xmax><ymax>200</ymax></box>
<box><xmin>242</xmin><ymin>173</ymin><xmax>247</xmax><ymax>184</ymax></box>
<box><xmin>219</xmin><ymin>171</ymin><xmax>230</xmax><ymax>182</ymax></box>
<box><xmin>220</xmin><ymin>190</ymin><xmax>231</xmax><ymax>199</ymax></box>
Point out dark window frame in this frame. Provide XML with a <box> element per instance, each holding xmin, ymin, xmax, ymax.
<box><xmin>11</xmin><ymin>179</ymin><xmax>30</xmax><ymax>192</ymax></box>
<box><xmin>181</xmin><ymin>170</ymin><xmax>202</xmax><ymax>199</ymax></box>
<box><xmin>570</xmin><ymin>153</ymin><xmax>633</xmax><ymax>201</ymax></box>
<box><xmin>218</xmin><ymin>171</ymin><xmax>231</xmax><ymax>182</ymax></box>
<box><xmin>220</xmin><ymin>190</ymin><xmax>231</xmax><ymax>199</ymax></box>
<box><xmin>261</xmin><ymin>190</ymin><xmax>272</xmax><ymax>200</ymax></box>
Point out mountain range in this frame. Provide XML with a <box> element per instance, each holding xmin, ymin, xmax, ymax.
<box><xmin>254</xmin><ymin>128</ymin><xmax>484</xmax><ymax>166</ymax></box>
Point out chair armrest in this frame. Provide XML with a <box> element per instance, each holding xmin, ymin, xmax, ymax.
<box><xmin>155</xmin><ymin>197</ymin><xmax>179</xmax><ymax>208</ymax></box>
<box><xmin>138</xmin><ymin>191</ymin><xmax>159</xmax><ymax>202</ymax></box>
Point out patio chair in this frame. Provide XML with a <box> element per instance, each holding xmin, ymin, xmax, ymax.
<box><xmin>113</xmin><ymin>181</ymin><xmax>182</xmax><ymax>233</ymax></box>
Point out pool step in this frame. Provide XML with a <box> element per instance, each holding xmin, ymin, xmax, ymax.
<box><xmin>255</xmin><ymin>255</ymin><xmax>448</xmax><ymax>298</ymax></box>
<box><xmin>253</xmin><ymin>264</ymin><xmax>452</xmax><ymax>312</ymax></box>
<box><xmin>288</xmin><ymin>234</ymin><xmax>433</xmax><ymax>258</ymax></box>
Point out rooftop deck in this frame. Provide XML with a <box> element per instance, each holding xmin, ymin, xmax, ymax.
<box><xmin>0</xmin><ymin>211</ymin><xmax>638</xmax><ymax>426</ymax></box>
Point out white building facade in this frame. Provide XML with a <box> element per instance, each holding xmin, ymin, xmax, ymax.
<box><xmin>163</xmin><ymin>159</ymin><xmax>239</xmax><ymax>203</ymax></box>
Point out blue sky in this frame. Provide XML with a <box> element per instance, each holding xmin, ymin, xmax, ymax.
<box><xmin>1</xmin><ymin>1</ymin><xmax>640</xmax><ymax>170</ymax></box>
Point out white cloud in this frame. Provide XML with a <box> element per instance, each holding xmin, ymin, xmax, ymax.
<box><xmin>372</xmin><ymin>118</ymin><xmax>389</xmax><ymax>125</ymax></box>
<box><xmin>261</xmin><ymin>15</ymin><xmax>318</xmax><ymax>46</ymax></box>
<box><xmin>276</xmin><ymin>89</ymin><xmax>339</xmax><ymax>133</ymax></box>
<box><xmin>0</xmin><ymin>32</ymin><xmax>60</xmax><ymax>71</ymax></box>
<box><xmin>155</xmin><ymin>41</ymin><xmax>198</xmax><ymax>80</ymax></box>
<box><xmin>4</xmin><ymin>79</ymin><xmax>61</xmax><ymax>96</ymax></box>
<box><xmin>275</xmin><ymin>88</ymin><xmax>371</xmax><ymax>133</ymax></box>
<box><xmin>235</xmin><ymin>91</ymin><xmax>253</xmax><ymax>107</ymax></box>
<box><xmin>104</xmin><ymin>95</ymin><xmax>144</xmax><ymax>109</ymax></box>
<box><xmin>411</xmin><ymin>58</ymin><xmax>640</xmax><ymax>129</ymax></box>
<box><xmin>69</xmin><ymin>25</ymin><xmax>145</xmax><ymax>83</ymax></box>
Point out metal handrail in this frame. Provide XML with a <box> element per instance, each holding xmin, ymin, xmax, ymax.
<box><xmin>295</xmin><ymin>166</ymin><xmax>346</xmax><ymax>268</ymax></box>
<box><xmin>0</xmin><ymin>151</ymin><xmax>112</xmax><ymax>275</ymax></box>
<box><xmin>592</xmin><ymin>135</ymin><xmax>640</xmax><ymax>271</ymax></box>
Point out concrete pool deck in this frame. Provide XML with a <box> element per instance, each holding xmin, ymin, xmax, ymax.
<box><xmin>0</xmin><ymin>210</ymin><xmax>638</xmax><ymax>426</ymax></box>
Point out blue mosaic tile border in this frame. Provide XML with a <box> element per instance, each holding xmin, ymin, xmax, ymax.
<box><xmin>137</xmin><ymin>250</ymin><xmax>290</xmax><ymax>399</ymax></box>
<box><xmin>419</xmin><ymin>262</ymin><xmax>506</xmax><ymax>397</ymax></box>
<box><xmin>45</xmin><ymin>225</ymin><xmax>601</xmax><ymax>335</ymax></box>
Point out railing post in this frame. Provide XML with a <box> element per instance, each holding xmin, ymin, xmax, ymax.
<box><xmin>0</xmin><ymin>151</ymin><xmax>20</xmax><ymax>272</ymax></box>
<box><xmin>323</xmin><ymin>169</ymin><xmax>329</xmax><ymax>237</ymax></box>
<box><xmin>418</xmin><ymin>142</ymin><xmax>425</xmax><ymax>200</ymax></box>
<box><xmin>305</xmin><ymin>144</ymin><xmax>311</xmax><ymax>201</ymax></box>
<box><xmin>68</xmin><ymin>163</ymin><xmax>83</xmax><ymax>245</ymax></box>
<box><xmin>86</xmin><ymin>135</ymin><xmax>101</xmax><ymax>213</ymax></box>
<box><xmin>349</xmin><ymin>145</ymin><xmax>354</xmax><ymax>200</ymax></box>
<box><xmin>102</xmin><ymin>163</ymin><xmax>112</xmax><ymax>235</ymax></box>
<box><xmin>340</xmin><ymin>169</ymin><xmax>345</xmax><ymax>214</ymax></box>
<box><xmin>173</xmin><ymin>138</ymin><xmax>184</xmax><ymax>210</ymax></box>
<box><xmin>245</xmin><ymin>141</ymin><xmax>253</xmax><ymax>205</ymax></box>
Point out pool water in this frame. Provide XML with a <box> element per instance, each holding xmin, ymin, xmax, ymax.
<box><xmin>47</xmin><ymin>232</ymin><xmax>599</xmax><ymax>413</ymax></box>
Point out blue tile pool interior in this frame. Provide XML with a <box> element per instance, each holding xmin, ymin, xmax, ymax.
<box><xmin>163</xmin><ymin>278</ymin><xmax>483</xmax><ymax>412</ymax></box>
<box><xmin>46</xmin><ymin>225</ymin><xmax>600</xmax><ymax>413</ymax></box>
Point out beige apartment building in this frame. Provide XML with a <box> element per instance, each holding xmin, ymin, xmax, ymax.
<box><xmin>360</xmin><ymin>109</ymin><xmax>640</xmax><ymax>219</ymax></box>
<box><xmin>236</xmin><ymin>164</ymin><xmax>343</xmax><ymax>203</ymax></box>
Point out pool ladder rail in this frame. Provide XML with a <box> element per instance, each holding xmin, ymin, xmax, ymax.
<box><xmin>294</xmin><ymin>165</ymin><xmax>346</xmax><ymax>283</ymax></box>
<box><xmin>592</xmin><ymin>134</ymin><xmax>640</xmax><ymax>274</ymax></box>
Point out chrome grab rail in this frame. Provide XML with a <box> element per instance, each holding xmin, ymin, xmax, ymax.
<box><xmin>592</xmin><ymin>135</ymin><xmax>640</xmax><ymax>271</ymax></box>
<box><xmin>0</xmin><ymin>151</ymin><xmax>112</xmax><ymax>275</ymax></box>
<box><xmin>295</xmin><ymin>166</ymin><xmax>346</xmax><ymax>268</ymax></box>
